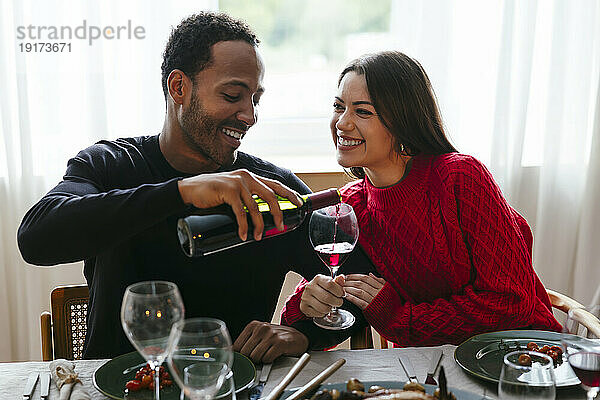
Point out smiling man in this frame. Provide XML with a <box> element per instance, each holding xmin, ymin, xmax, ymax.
<box><xmin>18</xmin><ymin>12</ymin><xmax>368</xmax><ymax>362</ymax></box>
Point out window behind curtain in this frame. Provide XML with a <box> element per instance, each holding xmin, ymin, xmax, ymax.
<box><xmin>220</xmin><ymin>0</ymin><xmax>393</xmax><ymax>172</ymax></box>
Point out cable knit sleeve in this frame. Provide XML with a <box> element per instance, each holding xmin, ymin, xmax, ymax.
<box><xmin>361</xmin><ymin>156</ymin><xmax>560</xmax><ymax>346</ymax></box>
<box><xmin>281</xmin><ymin>278</ymin><xmax>310</xmax><ymax>325</ymax></box>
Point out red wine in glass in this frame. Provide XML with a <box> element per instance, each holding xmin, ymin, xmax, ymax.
<box><xmin>562</xmin><ymin>306</ymin><xmax>600</xmax><ymax>399</ymax></box>
<box><xmin>568</xmin><ymin>351</ymin><xmax>600</xmax><ymax>388</ymax></box>
<box><xmin>314</xmin><ymin>242</ymin><xmax>354</xmax><ymax>270</ymax></box>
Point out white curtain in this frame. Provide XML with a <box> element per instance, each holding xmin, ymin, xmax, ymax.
<box><xmin>1</xmin><ymin>0</ymin><xmax>599</xmax><ymax>362</ymax></box>
<box><xmin>0</xmin><ymin>0</ymin><xmax>217</xmax><ymax>362</ymax></box>
<box><xmin>389</xmin><ymin>0</ymin><xmax>600</xmax><ymax>305</ymax></box>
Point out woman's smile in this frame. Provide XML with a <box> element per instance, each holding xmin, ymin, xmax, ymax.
<box><xmin>336</xmin><ymin>135</ymin><xmax>365</xmax><ymax>150</ymax></box>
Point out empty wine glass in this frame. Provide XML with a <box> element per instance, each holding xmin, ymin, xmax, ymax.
<box><xmin>562</xmin><ymin>306</ymin><xmax>600</xmax><ymax>400</ymax></box>
<box><xmin>498</xmin><ymin>350</ymin><xmax>556</xmax><ymax>399</ymax></box>
<box><xmin>121</xmin><ymin>281</ymin><xmax>185</xmax><ymax>399</ymax></box>
<box><xmin>309</xmin><ymin>202</ymin><xmax>359</xmax><ymax>330</ymax></box>
<box><xmin>167</xmin><ymin>318</ymin><xmax>233</xmax><ymax>400</ymax></box>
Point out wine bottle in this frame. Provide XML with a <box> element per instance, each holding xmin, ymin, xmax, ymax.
<box><xmin>177</xmin><ymin>188</ymin><xmax>341</xmax><ymax>257</ymax></box>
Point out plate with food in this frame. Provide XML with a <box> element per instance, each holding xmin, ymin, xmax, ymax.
<box><xmin>454</xmin><ymin>329</ymin><xmax>596</xmax><ymax>387</ymax></box>
<box><xmin>281</xmin><ymin>378</ymin><xmax>484</xmax><ymax>400</ymax></box>
<box><xmin>93</xmin><ymin>351</ymin><xmax>255</xmax><ymax>399</ymax></box>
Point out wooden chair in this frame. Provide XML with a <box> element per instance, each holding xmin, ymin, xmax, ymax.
<box><xmin>350</xmin><ymin>326</ymin><xmax>374</xmax><ymax>350</ymax></box>
<box><xmin>567</xmin><ymin>307</ymin><xmax>600</xmax><ymax>338</ymax></box>
<box><xmin>40</xmin><ymin>284</ymin><xmax>89</xmax><ymax>361</ymax></box>
<box><xmin>546</xmin><ymin>289</ymin><xmax>585</xmax><ymax>313</ymax></box>
<box><xmin>350</xmin><ymin>326</ymin><xmax>387</xmax><ymax>350</ymax></box>
<box><xmin>545</xmin><ymin>289</ymin><xmax>600</xmax><ymax>338</ymax></box>
<box><xmin>349</xmin><ymin>288</ymin><xmax>600</xmax><ymax>349</ymax></box>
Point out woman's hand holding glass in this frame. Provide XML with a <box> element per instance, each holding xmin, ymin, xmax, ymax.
<box><xmin>343</xmin><ymin>273</ymin><xmax>386</xmax><ymax>310</ymax></box>
<box><xmin>300</xmin><ymin>273</ymin><xmax>386</xmax><ymax>316</ymax></box>
<box><xmin>300</xmin><ymin>274</ymin><xmax>346</xmax><ymax>318</ymax></box>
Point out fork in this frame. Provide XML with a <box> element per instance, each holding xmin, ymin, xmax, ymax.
<box><xmin>398</xmin><ymin>355</ymin><xmax>418</xmax><ymax>383</ymax></box>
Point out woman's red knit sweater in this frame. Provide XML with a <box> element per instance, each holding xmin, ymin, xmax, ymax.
<box><xmin>282</xmin><ymin>153</ymin><xmax>561</xmax><ymax>346</ymax></box>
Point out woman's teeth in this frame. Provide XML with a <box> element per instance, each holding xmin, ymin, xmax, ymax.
<box><xmin>223</xmin><ymin>128</ymin><xmax>243</xmax><ymax>139</ymax></box>
<box><xmin>338</xmin><ymin>137</ymin><xmax>364</xmax><ymax>146</ymax></box>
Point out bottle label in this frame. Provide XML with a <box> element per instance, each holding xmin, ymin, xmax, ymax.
<box><xmin>257</xmin><ymin>201</ymin><xmax>297</xmax><ymax>213</ymax></box>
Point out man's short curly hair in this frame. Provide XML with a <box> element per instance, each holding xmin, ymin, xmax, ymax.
<box><xmin>161</xmin><ymin>12</ymin><xmax>259</xmax><ymax>99</ymax></box>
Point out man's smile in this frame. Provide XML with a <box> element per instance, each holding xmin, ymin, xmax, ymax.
<box><xmin>222</xmin><ymin>127</ymin><xmax>245</xmax><ymax>140</ymax></box>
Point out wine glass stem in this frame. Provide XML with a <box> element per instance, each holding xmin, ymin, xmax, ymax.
<box><xmin>154</xmin><ymin>364</ymin><xmax>160</xmax><ymax>400</ymax></box>
<box><xmin>330</xmin><ymin>266</ymin><xmax>339</xmax><ymax>279</ymax></box>
<box><xmin>588</xmin><ymin>388</ymin><xmax>599</xmax><ymax>400</ymax></box>
<box><xmin>329</xmin><ymin>266</ymin><xmax>340</xmax><ymax>316</ymax></box>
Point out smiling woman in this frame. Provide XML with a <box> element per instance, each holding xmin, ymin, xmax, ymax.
<box><xmin>282</xmin><ymin>51</ymin><xmax>563</xmax><ymax>350</ymax></box>
<box><xmin>331</xmin><ymin>72</ymin><xmax>404</xmax><ymax>187</ymax></box>
<box><xmin>226</xmin><ymin>1</ymin><xmax>600</xmax><ymax>322</ymax></box>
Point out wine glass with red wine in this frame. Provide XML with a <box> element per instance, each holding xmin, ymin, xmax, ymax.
<box><xmin>562</xmin><ymin>306</ymin><xmax>600</xmax><ymax>400</ymax></box>
<box><xmin>309</xmin><ymin>202</ymin><xmax>359</xmax><ymax>330</ymax></box>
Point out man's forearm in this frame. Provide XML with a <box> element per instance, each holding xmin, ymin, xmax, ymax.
<box><xmin>18</xmin><ymin>179</ymin><xmax>186</xmax><ymax>265</ymax></box>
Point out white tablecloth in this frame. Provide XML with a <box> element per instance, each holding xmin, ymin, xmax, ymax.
<box><xmin>263</xmin><ymin>346</ymin><xmax>585</xmax><ymax>400</ymax></box>
<box><xmin>0</xmin><ymin>346</ymin><xmax>586</xmax><ymax>399</ymax></box>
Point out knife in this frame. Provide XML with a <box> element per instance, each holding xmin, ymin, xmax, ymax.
<box><xmin>40</xmin><ymin>372</ymin><xmax>51</xmax><ymax>399</ymax></box>
<box><xmin>424</xmin><ymin>349</ymin><xmax>443</xmax><ymax>385</ymax></box>
<box><xmin>438</xmin><ymin>366</ymin><xmax>449</xmax><ymax>400</ymax></box>
<box><xmin>284</xmin><ymin>359</ymin><xmax>346</xmax><ymax>400</ymax></box>
<box><xmin>262</xmin><ymin>353</ymin><xmax>310</xmax><ymax>400</ymax></box>
<box><xmin>398</xmin><ymin>355</ymin><xmax>418</xmax><ymax>383</ymax></box>
<box><xmin>22</xmin><ymin>372</ymin><xmax>39</xmax><ymax>399</ymax></box>
<box><xmin>248</xmin><ymin>363</ymin><xmax>272</xmax><ymax>400</ymax></box>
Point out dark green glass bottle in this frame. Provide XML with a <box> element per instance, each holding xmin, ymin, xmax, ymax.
<box><xmin>177</xmin><ymin>188</ymin><xmax>341</xmax><ymax>257</ymax></box>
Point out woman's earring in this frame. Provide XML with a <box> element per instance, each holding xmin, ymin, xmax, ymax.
<box><xmin>400</xmin><ymin>143</ymin><xmax>405</xmax><ymax>154</ymax></box>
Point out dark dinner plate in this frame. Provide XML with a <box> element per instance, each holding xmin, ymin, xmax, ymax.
<box><xmin>93</xmin><ymin>351</ymin><xmax>255</xmax><ymax>399</ymax></box>
<box><xmin>454</xmin><ymin>329</ymin><xmax>595</xmax><ymax>387</ymax></box>
<box><xmin>282</xmin><ymin>380</ymin><xmax>484</xmax><ymax>400</ymax></box>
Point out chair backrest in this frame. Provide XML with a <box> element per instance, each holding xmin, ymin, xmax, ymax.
<box><xmin>546</xmin><ymin>289</ymin><xmax>600</xmax><ymax>338</ymax></box>
<box><xmin>350</xmin><ymin>326</ymin><xmax>374</xmax><ymax>350</ymax></box>
<box><xmin>546</xmin><ymin>289</ymin><xmax>585</xmax><ymax>313</ymax></box>
<box><xmin>40</xmin><ymin>284</ymin><xmax>89</xmax><ymax>361</ymax></box>
<box><xmin>567</xmin><ymin>307</ymin><xmax>600</xmax><ymax>338</ymax></box>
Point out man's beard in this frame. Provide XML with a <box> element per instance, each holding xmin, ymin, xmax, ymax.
<box><xmin>180</xmin><ymin>94</ymin><xmax>237</xmax><ymax>167</ymax></box>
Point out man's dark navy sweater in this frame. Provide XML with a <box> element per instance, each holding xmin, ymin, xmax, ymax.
<box><xmin>18</xmin><ymin>135</ymin><xmax>370</xmax><ymax>358</ymax></box>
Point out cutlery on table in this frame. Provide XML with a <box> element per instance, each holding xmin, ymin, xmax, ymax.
<box><xmin>285</xmin><ymin>358</ymin><xmax>346</xmax><ymax>400</ymax></box>
<box><xmin>248</xmin><ymin>363</ymin><xmax>272</xmax><ymax>400</ymax></box>
<box><xmin>398</xmin><ymin>355</ymin><xmax>418</xmax><ymax>383</ymax></box>
<box><xmin>262</xmin><ymin>353</ymin><xmax>311</xmax><ymax>400</ymax></box>
<box><xmin>424</xmin><ymin>349</ymin><xmax>443</xmax><ymax>385</ymax></box>
<box><xmin>22</xmin><ymin>372</ymin><xmax>39</xmax><ymax>400</ymax></box>
<box><xmin>40</xmin><ymin>371</ymin><xmax>51</xmax><ymax>400</ymax></box>
<box><xmin>438</xmin><ymin>366</ymin><xmax>450</xmax><ymax>400</ymax></box>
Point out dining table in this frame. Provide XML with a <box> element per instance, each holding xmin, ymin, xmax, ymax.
<box><xmin>0</xmin><ymin>344</ymin><xmax>587</xmax><ymax>399</ymax></box>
